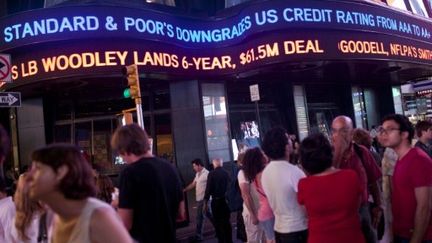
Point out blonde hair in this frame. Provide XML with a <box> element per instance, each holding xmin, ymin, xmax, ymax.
<box><xmin>14</xmin><ymin>173</ymin><xmax>44</xmax><ymax>241</ymax></box>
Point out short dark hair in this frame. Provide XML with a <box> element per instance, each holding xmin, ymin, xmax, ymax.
<box><xmin>300</xmin><ymin>133</ymin><xmax>333</xmax><ymax>175</ymax></box>
<box><xmin>191</xmin><ymin>158</ymin><xmax>204</xmax><ymax>167</ymax></box>
<box><xmin>416</xmin><ymin>120</ymin><xmax>432</xmax><ymax>138</ymax></box>
<box><xmin>381</xmin><ymin>114</ymin><xmax>414</xmax><ymax>142</ymax></box>
<box><xmin>111</xmin><ymin>124</ymin><xmax>150</xmax><ymax>156</ymax></box>
<box><xmin>31</xmin><ymin>144</ymin><xmax>96</xmax><ymax>199</ymax></box>
<box><xmin>262</xmin><ymin>127</ymin><xmax>288</xmax><ymax>160</ymax></box>
<box><xmin>353</xmin><ymin>128</ymin><xmax>372</xmax><ymax>149</ymax></box>
<box><xmin>242</xmin><ymin>147</ymin><xmax>266</xmax><ymax>182</ymax></box>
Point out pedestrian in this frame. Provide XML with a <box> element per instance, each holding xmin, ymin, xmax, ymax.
<box><xmin>0</xmin><ymin>175</ymin><xmax>15</xmax><ymax>242</ymax></box>
<box><xmin>379</xmin><ymin>147</ymin><xmax>398</xmax><ymax>242</ymax></box>
<box><xmin>414</xmin><ymin>120</ymin><xmax>432</xmax><ymax>157</ymax></box>
<box><xmin>27</xmin><ymin>144</ymin><xmax>132</xmax><ymax>243</ymax></box>
<box><xmin>12</xmin><ymin>173</ymin><xmax>46</xmax><ymax>243</ymax></box>
<box><xmin>261</xmin><ymin>127</ymin><xmax>308</xmax><ymax>243</ymax></box>
<box><xmin>95</xmin><ymin>174</ymin><xmax>115</xmax><ymax>205</ymax></box>
<box><xmin>238</xmin><ymin>149</ymin><xmax>263</xmax><ymax>243</ymax></box>
<box><xmin>331</xmin><ymin>116</ymin><xmax>382</xmax><ymax>243</ymax></box>
<box><xmin>183</xmin><ymin>158</ymin><xmax>212</xmax><ymax>242</ymax></box>
<box><xmin>111</xmin><ymin>124</ymin><xmax>184</xmax><ymax>243</ymax></box>
<box><xmin>297</xmin><ymin>133</ymin><xmax>365</xmax><ymax>243</ymax></box>
<box><xmin>379</xmin><ymin>114</ymin><xmax>432</xmax><ymax>243</ymax></box>
<box><xmin>203</xmin><ymin>158</ymin><xmax>232</xmax><ymax>243</ymax></box>
<box><xmin>242</xmin><ymin>147</ymin><xmax>275</xmax><ymax>243</ymax></box>
<box><xmin>353</xmin><ymin>128</ymin><xmax>382</xmax><ymax>167</ymax></box>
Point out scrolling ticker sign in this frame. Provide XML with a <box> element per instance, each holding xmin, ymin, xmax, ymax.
<box><xmin>0</xmin><ymin>0</ymin><xmax>431</xmax><ymax>83</ymax></box>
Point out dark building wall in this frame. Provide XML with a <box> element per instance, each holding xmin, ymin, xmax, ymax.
<box><xmin>170</xmin><ymin>80</ymin><xmax>207</xmax><ymax>186</ymax></box>
<box><xmin>364</xmin><ymin>85</ymin><xmax>395</xmax><ymax>129</ymax></box>
<box><xmin>377</xmin><ymin>85</ymin><xmax>396</xmax><ymax>121</ymax></box>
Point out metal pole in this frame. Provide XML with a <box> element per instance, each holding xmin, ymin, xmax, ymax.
<box><xmin>255</xmin><ymin>101</ymin><xmax>262</xmax><ymax>143</ymax></box>
<box><xmin>136</xmin><ymin>98</ymin><xmax>144</xmax><ymax>128</ymax></box>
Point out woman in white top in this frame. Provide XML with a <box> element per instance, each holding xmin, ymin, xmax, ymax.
<box><xmin>26</xmin><ymin>144</ymin><xmax>132</xmax><ymax>243</ymax></box>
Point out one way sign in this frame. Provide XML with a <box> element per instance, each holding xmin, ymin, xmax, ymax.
<box><xmin>0</xmin><ymin>92</ymin><xmax>21</xmax><ymax>107</ymax></box>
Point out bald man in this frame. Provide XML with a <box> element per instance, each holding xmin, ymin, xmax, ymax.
<box><xmin>331</xmin><ymin>116</ymin><xmax>383</xmax><ymax>243</ymax></box>
<box><xmin>204</xmin><ymin>158</ymin><xmax>232</xmax><ymax>243</ymax></box>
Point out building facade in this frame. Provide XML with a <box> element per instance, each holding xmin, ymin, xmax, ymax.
<box><xmin>0</xmin><ymin>0</ymin><xmax>431</xmax><ymax>189</ymax></box>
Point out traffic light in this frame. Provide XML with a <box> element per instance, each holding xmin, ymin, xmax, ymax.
<box><xmin>123</xmin><ymin>64</ymin><xmax>141</xmax><ymax>99</ymax></box>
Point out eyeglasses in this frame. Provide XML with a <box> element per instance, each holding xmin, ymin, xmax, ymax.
<box><xmin>377</xmin><ymin>126</ymin><xmax>400</xmax><ymax>135</ymax></box>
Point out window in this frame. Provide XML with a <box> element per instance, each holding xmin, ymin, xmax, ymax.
<box><xmin>409</xmin><ymin>0</ymin><xmax>429</xmax><ymax>16</ymax></box>
<box><xmin>202</xmin><ymin>83</ymin><xmax>231</xmax><ymax>163</ymax></box>
<box><xmin>386</xmin><ymin>0</ymin><xmax>409</xmax><ymax>11</ymax></box>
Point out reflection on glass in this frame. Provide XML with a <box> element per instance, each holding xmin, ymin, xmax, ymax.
<box><xmin>202</xmin><ymin>83</ymin><xmax>231</xmax><ymax>163</ymax></box>
<box><xmin>392</xmin><ymin>87</ymin><xmax>404</xmax><ymax>115</ymax></box>
<box><xmin>75</xmin><ymin>122</ymin><xmax>92</xmax><ymax>161</ymax></box>
<box><xmin>240</xmin><ymin>121</ymin><xmax>260</xmax><ymax>148</ymax></box>
<box><xmin>293</xmin><ymin>85</ymin><xmax>309</xmax><ymax>141</ymax></box>
<box><xmin>409</xmin><ymin>0</ymin><xmax>428</xmax><ymax>17</ymax></box>
<box><xmin>352</xmin><ymin>86</ymin><xmax>366</xmax><ymax>129</ymax></box>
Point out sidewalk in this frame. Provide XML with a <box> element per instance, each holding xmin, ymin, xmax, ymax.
<box><xmin>176</xmin><ymin>200</ymin><xmax>243</xmax><ymax>243</ymax></box>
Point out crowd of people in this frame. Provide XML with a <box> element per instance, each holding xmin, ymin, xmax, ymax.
<box><xmin>184</xmin><ymin>114</ymin><xmax>432</xmax><ymax>243</ymax></box>
<box><xmin>0</xmin><ymin>113</ymin><xmax>431</xmax><ymax>243</ymax></box>
<box><xmin>0</xmin><ymin>123</ymin><xmax>184</xmax><ymax>243</ymax></box>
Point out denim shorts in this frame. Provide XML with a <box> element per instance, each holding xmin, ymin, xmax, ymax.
<box><xmin>259</xmin><ymin>217</ymin><xmax>275</xmax><ymax>240</ymax></box>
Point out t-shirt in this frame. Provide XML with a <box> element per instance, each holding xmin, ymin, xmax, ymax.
<box><xmin>261</xmin><ymin>160</ymin><xmax>307</xmax><ymax>233</ymax></box>
<box><xmin>340</xmin><ymin>144</ymin><xmax>382</xmax><ymax>203</ymax></box>
<box><xmin>0</xmin><ymin>196</ymin><xmax>16</xmax><ymax>243</ymax></box>
<box><xmin>253</xmin><ymin>173</ymin><xmax>274</xmax><ymax>222</ymax></box>
<box><xmin>298</xmin><ymin>170</ymin><xmax>365</xmax><ymax>243</ymax></box>
<box><xmin>119</xmin><ymin>157</ymin><xmax>183</xmax><ymax>243</ymax></box>
<box><xmin>194</xmin><ymin>168</ymin><xmax>209</xmax><ymax>201</ymax></box>
<box><xmin>204</xmin><ymin>167</ymin><xmax>230</xmax><ymax>201</ymax></box>
<box><xmin>392</xmin><ymin>148</ymin><xmax>432</xmax><ymax>240</ymax></box>
<box><xmin>237</xmin><ymin>170</ymin><xmax>260</xmax><ymax>216</ymax></box>
<box><xmin>415</xmin><ymin>141</ymin><xmax>432</xmax><ymax>158</ymax></box>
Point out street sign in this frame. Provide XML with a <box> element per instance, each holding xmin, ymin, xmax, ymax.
<box><xmin>0</xmin><ymin>92</ymin><xmax>21</xmax><ymax>107</ymax></box>
<box><xmin>0</xmin><ymin>54</ymin><xmax>12</xmax><ymax>83</ymax></box>
<box><xmin>249</xmin><ymin>84</ymin><xmax>260</xmax><ymax>102</ymax></box>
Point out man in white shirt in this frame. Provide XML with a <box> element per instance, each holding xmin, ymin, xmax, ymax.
<box><xmin>0</xmin><ymin>177</ymin><xmax>16</xmax><ymax>243</ymax></box>
<box><xmin>184</xmin><ymin>158</ymin><xmax>211</xmax><ymax>241</ymax></box>
<box><xmin>261</xmin><ymin>127</ymin><xmax>308</xmax><ymax>243</ymax></box>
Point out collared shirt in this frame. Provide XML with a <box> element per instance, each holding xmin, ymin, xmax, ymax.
<box><xmin>194</xmin><ymin>168</ymin><xmax>209</xmax><ymax>201</ymax></box>
<box><xmin>204</xmin><ymin>167</ymin><xmax>230</xmax><ymax>200</ymax></box>
<box><xmin>339</xmin><ymin>144</ymin><xmax>382</xmax><ymax>203</ymax></box>
<box><xmin>0</xmin><ymin>196</ymin><xmax>16</xmax><ymax>243</ymax></box>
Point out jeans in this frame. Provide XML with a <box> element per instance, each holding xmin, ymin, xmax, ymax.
<box><xmin>394</xmin><ymin>235</ymin><xmax>432</xmax><ymax>243</ymax></box>
<box><xmin>211</xmin><ymin>198</ymin><xmax>232</xmax><ymax>243</ymax></box>
<box><xmin>275</xmin><ymin>229</ymin><xmax>308</xmax><ymax>243</ymax></box>
<box><xmin>196</xmin><ymin>200</ymin><xmax>213</xmax><ymax>240</ymax></box>
<box><xmin>359</xmin><ymin>203</ymin><xmax>378</xmax><ymax>243</ymax></box>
